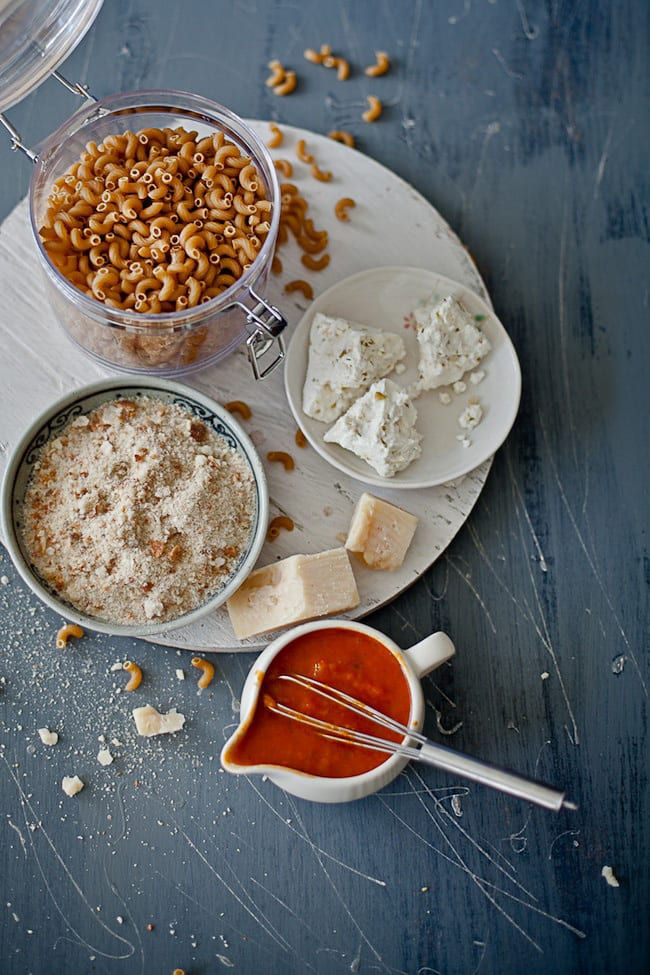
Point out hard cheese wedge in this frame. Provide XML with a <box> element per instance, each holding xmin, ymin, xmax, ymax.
<box><xmin>226</xmin><ymin>547</ymin><xmax>360</xmax><ymax>640</ymax></box>
<box><xmin>345</xmin><ymin>492</ymin><xmax>418</xmax><ymax>571</ymax></box>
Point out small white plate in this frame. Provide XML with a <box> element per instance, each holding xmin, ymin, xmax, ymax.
<box><xmin>284</xmin><ymin>266</ymin><xmax>522</xmax><ymax>489</ymax></box>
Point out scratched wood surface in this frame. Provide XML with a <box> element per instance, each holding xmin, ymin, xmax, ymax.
<box><xmin>0</xmin><ymin>2</ymin><xmax>648</xmax><ymax>974</ymax></box>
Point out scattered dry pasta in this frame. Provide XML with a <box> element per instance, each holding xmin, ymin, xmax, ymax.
<box><xmin>225</xmin><ymin>400</ymin><xmax>252</xmax><ymax>419</ymax></box>
<box><xmin>267</xmin><ymin>450</ymin><xmax>295</xmax><ymax>471</ymax></box>
<box><xmin>295</xmin><ymin>427</ymin><xmax>307</xmax><ymax>448</ymax></box>
<box><xmin>274</xmin><ymin>158</ymin><xmax>293</xmax><ymax>178</ymax></box>
<box><xmin>192</xmin><ymin>656</ymin><xmax>215</xmax><ymax>688</ymax></box>
<box><xmin>271</xmin><ymin>254</ymin><xmax>283</xmax><ymax>274</ymax></box>
<box><xmin>296</xmin><ymin>139</ymin><xmax>314</xmax><ymax>164</ymax></box>
<box><xmin>38</xmin><ymin>126</ymin><xmax>271</xmax><ymax>313</ymax></box>
<box><xmin>266</xmin><ymin>59</ymin><xmax>286</xmax><ymax>88</ymax></box>
<box><xmin>311</xmin><ymin>164</ymin><xmax>332</xmax><ymax>182</ymax></box>
<box><xmin>362</xmin><ymin>95</ymin><xmax>383</xmax><ymax>122</ymax></box>
<box><xmin>267</xmin><ymin>515</ymin><xmax>295</xmax><ymax>540</ymax></box>
<box><xmin>56</xmin><ymin>623</ymin><xmax>84</xmax><ymax>649</ymax></box>
<box><xmin>123</xmin><ymin>660</ymin><xmax>143</xmax><ymax>691</ymax></box>
<box><xmin>303</xmin><ymin>48</ymin><xmax>322</xmax><ymax>63</ymax></box>
<box><xmin>301</xmin><ymin>252</ymin><xmax>330</xmax><ymax>271</ymax></box>
<box><xmin>323</xmin><ymin>54</ymin><xmax>350</xmax><ymax>80</ymax></box>
<box><xmin>334</xmin><ymin>197</ymin><xmax>356</xmax><ymax>221</ymax></box>
<box><xmin>273</xmin><ymin>70</ymin><xmax>297</xmax><ymax>96</ymax></box>
<box><xmin>365</xmin><ymin>51</ymin><xmax>391</xmax><ymax>76</ymax></box>
<box><xmin>267</xmin><ymin>123</ymin><xmax>284</xmax><ymax>148</ymax></box>
<box><xmin>328</xmin><ymin>130</ymin><xmax>356</xmax><ymax>148</ymax></box>
<box><xmin>284</xmin><ymin>279</ymin><xmax>314</xmax><ymax>299</ymax></box>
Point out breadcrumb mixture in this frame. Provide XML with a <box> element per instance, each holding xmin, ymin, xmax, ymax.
<box><xmin>21</xmin><ymin>397</ymin><xmax>256</xmax><ymax>624</ymax></box>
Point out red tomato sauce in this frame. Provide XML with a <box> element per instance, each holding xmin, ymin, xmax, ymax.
<box><xmin>224</xmin><ymin>627</ymin><xmax>412</xmax><ymax>777</ymax></box>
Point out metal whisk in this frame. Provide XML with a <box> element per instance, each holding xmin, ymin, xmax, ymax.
<box><xmin>266</xmin><ymin>674</ymin><xmax>576</xmax><ymax>812</ymax></box>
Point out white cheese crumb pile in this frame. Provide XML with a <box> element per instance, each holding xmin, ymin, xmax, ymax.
<box><xmin>37</xmin><ymin>728</ymin><xmax>58</xmax><ymax>746</ymax></box>
<box><xmin>132</xmin><ymin>704</ymin><xmax>186</xmax><ymax>737</ymax></box>
<box><xmin>62</xmin><ymin>775</ymin><xmax>85</xmax><ymax>797</ymax></box>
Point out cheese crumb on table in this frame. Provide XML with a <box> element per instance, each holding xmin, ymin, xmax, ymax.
<box><xmin>62</xmin><ymin>775</ymin><xmax>84</xmax><ymax>797</ymax></box>
<box><xmin>226</xmin><ymin>548</ymin><xmax>359</xmax><ymax>640</ymax></box>
<box><xmin>345</xmin><ymin>493</ymin><xmax>418</xmax><ymax>571</ymax></box>
<box><xmin>412</xmin><ymin>295</ymin><xmax>491</xmax><ymax>391</ymax></box>
<box><xmin>601</xmin><ymin>865</ymin><xmax>620</xmax><ymax>888</ymax></box>
<box><xmin>132</xmin><ymin>705</ymin><xmax>186</xmax><ymax>737</ymax></box>
<box><xmin>37</xmin><ymin>728</ymin><xmax>58</xmax><ymax>746</ymax></box>
<box><xmin>97</xmin><ymin>748</ymin><xmax>114</xmax><ymax>766</ymax></box>
<box><xmin>458</xmin><ymin>401</ymin><xmax>483</xmax><ymax>430</ymax></box>
<box><xmin>302</xmin><ymin>313</ymin><xmax>406</xmax><ymax>423</ymax></box>
<box><xmin>324</xmin><ymin>378</ymin><xmax>422</xmax><ymax>478</ymax></box>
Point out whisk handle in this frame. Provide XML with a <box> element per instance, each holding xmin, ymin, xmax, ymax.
<box><xmin>417</xmin><ymin>741</ymin><xmax>570</xmax><ymax>811</ymax></box>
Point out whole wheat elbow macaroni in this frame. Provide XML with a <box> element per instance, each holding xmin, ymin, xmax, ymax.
<box><xmin>365</xmin><ymin>51</ymin><xmax>391</xmax><ymax>76</ymax></box>
<box><xmin>56</xmin><ymin>623</ymin><xmax>84</xmax><ymax>649</ymax></box>
<box><xmin>123</xmin><ymin>660</ymin><xmax>143</xmax><ymax>691</ymax></box>
<box><xmin>192</xmin><ymin>656</ymin><xmax>216</xmax><ymax>689</ymax></box>
<box><xmin>273</xmin><ymin>70</ymin><xmax>297</xmax><ymax>96</ymax></box>
<box><xmin>362</xmin><ymin>95</ymin><xmax>383</xmax><ymax>122</ymax></box>
<box><xmin>284</xmin><ymin>279</ymin><xmax>314</xmax><ymax>299</ymax></box>
<box><xmin>266</xmin><ymin>123</ymin><xmax>284</xmax><ymax>148</ymax></box>
<box><xmin>334</xmin><ymin>197</ymin><xmax>356</xmax><ymax>221</ymax></box>
<box><xmin>265</xmin><ymin>59</ymin><xmax>286</xmax><ymax>88</ymax></box>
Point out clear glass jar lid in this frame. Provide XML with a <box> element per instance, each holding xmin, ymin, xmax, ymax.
<box><xmin>0</xmin><ymin>0</ymin><xmax>102</xmax><ymax>112</ymax></box>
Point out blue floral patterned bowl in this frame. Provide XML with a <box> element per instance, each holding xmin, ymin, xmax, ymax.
<box><xmin>0</xmin><ymin>377</ymin><xmax>269</xmax><ymax>637</ymax></box>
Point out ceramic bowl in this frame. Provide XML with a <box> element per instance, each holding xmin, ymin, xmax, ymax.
<box><xmin>0</xmin><ymin>377</ymin><xmax>269</xmax><ymax>637</ymax></box>
<box><xmin>220</xmin><ymin>619</ymin><xmax>455</xmax><ymax>803</ymax></box>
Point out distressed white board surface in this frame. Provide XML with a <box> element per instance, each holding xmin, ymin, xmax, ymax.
<box><xmin>0</xmin><ymin>122</ymin><xmax>494</xmax><ymax>651</ymax></box>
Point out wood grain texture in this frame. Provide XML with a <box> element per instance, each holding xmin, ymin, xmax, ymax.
<box><xmin>0</xmin><ymin>1</ymin><xmax>648</xmax><ymax>974</ymax></box>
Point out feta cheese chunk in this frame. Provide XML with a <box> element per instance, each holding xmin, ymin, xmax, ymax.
<box><xmin>38</xmin><ymin>728</ymin><xmax>58</xmax><ymax>746</ymax></box>
<box><xmin>324</xmin><ymin>379</ymin><xmax>422</xmax><ymax>478</ymax></box>
<box><xmin>302</xmin><ymin>313</ymin><xmax>406</xmax><ymax>423</ymax></box>
<box><xmin>132</xmin><ymin>705</ymin><xmax>185</xmax><ymax>737</ymax></box>
<box><xmin>62</xmin><ymin>775</ymin><xmax>84</xmax><ymax>797</ymax></box>
<box><xmin>97</xmin><ymin>748</ymin><xmax>114</xmax><ymax>766</ymax></box>
<box><xmin>413</xmin><ymin>295</ymin><xmax>491</xmax><ymax>391</ymax></box>
<box><xmin>345</xmin><ymin>493</ymin><xmax>418</xmax><ymax>571</ymax></box>
<box><xmin>458</xmin><ymin>400</ymin><xmax>483</xmax><ymax>430</ymax></box>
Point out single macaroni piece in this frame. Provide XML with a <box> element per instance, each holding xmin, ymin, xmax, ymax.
<box><xmin>56</xmin><ymin>623</ymin><xmax>84</xmax><ymax>649</ymax></box>
<box><xmin>123</xmin><ymin>660</ymin><xmax>143</xmax><ymax>691</ymax></box>
<box><xmin>267</xmin><ymin>123</ymin><xmax>284</xmax><ymax>148</ymax></box>
<box><xmin>266</xmin><ymin>59</ymin><xmax>286</xmax><ymax>88</ymax></box>
<box><xmin>274</xmin><ymin>157</ymin><xmax>293</xmax><ymax>177</ymax></box>
<box><xmin>267</xmin><ymin>515</ymin><xmax>295</xmax><ymax>540</ymax></box>
<box><xmin>284</xmin><ymin>279</ymin><xmax>314</xmax><ymax>300</ymax></box>
<box><xmin>295</xmin><ymin>427</ymin><xmax>307</xmax><ymax>448</ymax></box>
<box><xmin>322</xmin><ymin>54</ymin><xmax>350</xmax><ymax>80</ymax></box>
<box><xmin>328</xmin><ymin>130</ymin><xmax>355</xmax><ymax>147</ymax></box>
<box><xmin>300</xmin><ymin>252</ymin><xmax>330</xmax><ymax>271</ymax></box>
<box><xmin>273</xmin><ymin>70</ymin><xmax>297</xmax><ymax>96</ymax></box>
<box><xmin>191</xmin><ymin>656</ymin><xmax>216</xmax><ymax>689</ymax></box>
<box><xmin>334</xmin><ymin>197</ymin><xmax>356</xmax><ymax>221</ymax></box>
<box><xmin>62</xmin><ymin>775</ymin><xmax>85</xmax><ymax>797</ymax></box>
<box><xmin>225</xmin><ymin>400</ymin><xmax>252</xmax><ymax>419</ymax></box>
<box><xmin>345</xmin><ymin>492</ymin><xmax>418</xmax><ymax>571</ymax></box>
<box><xmin>303</xmin><ymin>48</ymin><xmax>323</xmax><ymax>63</ymax></box>
<box><xmin>311</xmin><ymin>164</ymin><xmax>332</xmax><ymax>182</ymax></box>
<box><xmin>266</xmin><ymin>450</ymin><xmax>295</xmax><ymax>470</ymax></box>
<box><xmin>365</xmin><ymin>51</ymin><xmax>391</xmax><ymax>76</ymax></box>
<box><xmin>296</xmin><ymin>139</ymin><xmax>314</xmax><ymax>164</ymax></box>
<box><xmin>362</xmin><ymin>95</ymin><xmax>383</xmax><ymax>122</ymax></box>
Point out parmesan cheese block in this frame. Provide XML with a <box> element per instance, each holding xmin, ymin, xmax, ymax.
<box><xmin>302</xmin><ymin>313</ymin><xmax>406</xmax><ymax>423</ymax></box>
<box><xmin>412</xmin><ymin>295</ymin><xmax>491</xmax><ymax>391</ymax></box>
<box><xmin>226</xmin><ymin>547</ymin><xmax>360</xmax><ymax>640</ymax></box>
<box><xmin>345</xmin><ymin>493</ymin><xmax>418</xmax><ymax>571</ymax></box>
<box><xmin>132</xmin><ymin>705</ymin><xmax>186</xmax><ymax>737</ymax></box>
<box><xmin>323</xmin><ymin>378</ymin><xmax>422</xmax><ymax>478</ymax></box>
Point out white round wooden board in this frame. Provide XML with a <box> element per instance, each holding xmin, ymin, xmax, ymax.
<box><xmin>0</xmin><ymin>121</ymin><xmax>494</xmax><ymax>652</ymax></box>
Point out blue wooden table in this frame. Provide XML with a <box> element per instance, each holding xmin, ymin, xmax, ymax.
<box><xmin>1</xmin><ymin>2</ymin><xmax>647</xmax><ymax>973</ymax></box>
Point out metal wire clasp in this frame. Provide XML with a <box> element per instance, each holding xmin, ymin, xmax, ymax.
<box><xmin>0</xmin><ymin>69</ymin><xmax>96</xmax><ymax>161</ymax></box>
<box><xmin>231</xmin><ymin>285</ymin><xmax>287</xmax><ymax>380</ymax></box>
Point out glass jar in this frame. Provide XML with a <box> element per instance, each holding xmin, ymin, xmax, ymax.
<box><xmin>27</xmin><ymin>89</ymin><xmax>286</xmax><ymax>377</ymax></box>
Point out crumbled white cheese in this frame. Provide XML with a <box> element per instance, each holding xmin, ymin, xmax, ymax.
<box><xmin>324</xmin><ymin>379</ymin><xmax>422</xmax><ymax>478</ymax></box>
<box><xmin>452</xmin><ymin>380</ymin><xmax>467</xmax><ymax>394</ymax></box>
<box><xmin>601</xmin><ymin>865</ymin><xmax>620</xmax><ymax>888</ymax></box>
<box><xmin>0</xmin><ymin>575</ymin><xmax>8</xmax><ymax>586</ymax></box>
<box><xmin>470</xmin><ymin>369</ymin><xmax>485</xmax><ymax>385</ymax></box>
<box><xmin>438</xmin><ymin>391</ymin><xmax>452</xmax><ymax>405</ymax></box>
<box><xmin>62</xmin><ymin>775</ymin><xmax>84</xmax><ymax>797</ymax></box>
<box><xmin>302</xmin><ymin>313</ymin><xmax>406</xmax><ymax>423</ymax></box>
<box><xmin>412</xmin><ymin>295</ymin><xmax>491</xmax><ymax>391</ymax></box>
<box><xmin>97</xmin><ymin>748</ymin><xmax>114</xmax><ymax>766</ymax></box>
<box><xmin>132</xmin><ymin>705</ymin><xmax>185</xmax><ymax>737</ymax></box>
<box><xmin>110</xmin><ymin>662</ymin><xmax>123</xmax><ymax>672</ymax></box>
<box><xmin>175</xmin><ymin>669</ymin><xmax>185</xmax><ymax>680</ymax></box>
<box><xmin>37</xmin><ymin>728</ymin><xmax>58</xmax><ymax>746</ymax></box>
<box><xmin>458</xmin><ymin>401</ymin><xmax>483</xmax><ymax>430</ymax></box>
